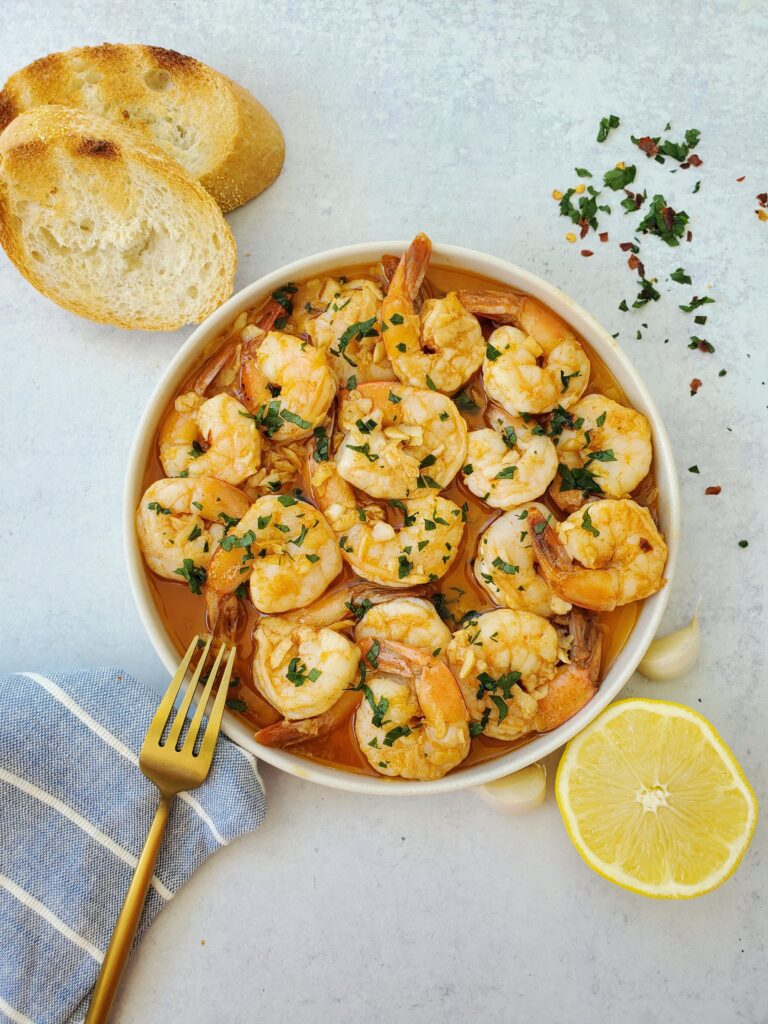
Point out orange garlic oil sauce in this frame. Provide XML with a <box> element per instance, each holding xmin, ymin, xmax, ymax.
<box><xmin>141</xmin><ymin>261</ymin><xmax>647</xmax><ymax>778</ymax></box>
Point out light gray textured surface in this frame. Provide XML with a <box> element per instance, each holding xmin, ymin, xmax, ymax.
<box><xmin>1</xmin><ymin>1</ymin><xmax>766</xmax><ymax>1022</ymax></box>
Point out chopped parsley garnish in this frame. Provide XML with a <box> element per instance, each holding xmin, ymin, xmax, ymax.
<box><xmin>383</xmin><ymin>725</ymin><xmax>412</xmax><ymax>747</ymax></box>
<box><xmin>469</xmin><ymin>707</ymin><xmax>491</xmax><ymax>737</ymax></box>
<box><xmin>495</xmin><ymin>466</ymin><xmax>517</xmax><ymax>480</ymax></box>
<box><xmin>603</xmin><ymin>164</ymin><xmax>637</xmax><ymax>191</ymax></box>
<box><xmin>581</xmin><ymin>506</ymin><xmax>600</xmax><ymax>537</ymax></box>
<box><xmin>425</xmin><ymin>374</ymin><xmax>437</xmax><ymax>391</ymax></box>
<box><xmin>679</xmin><ymin>295</ymin><xmax>715</xmax><ymax>313</ymax></box>
<box><xmin>738</xmin><ymin>540</ymin><xmax>749</xmax><ymax>548</ymax></box>
<box><xmin>560</xmin><ymin>369</ymin><xmax>581</xmax><ymax>393</ymax></box>
<box><xmin>355</xmin><ymin>417</ymin><xmax>377</xmax><ymax>435</ymax></box>
<box><xmin>486</xmin><ymin>341</ymin><xmax>501</xmax><ymax>361</ymax></box>
<box><xmin>389</xmin><ymin>313</ymin><xmax>404</xmax><ymax>325</ymax></box>
<box><xmin>277</xmin><ymin>494</ymin><xmax>298</xmax><ymax>507</ymax></box>
<box><xmin>187</xmin><ymin>524</ymin><xmax>202</xmax><ymax>542</ymax></box>
<box><xmin>575</xmin><ymin>167</ymin><xmax>592</xmax><ymax>177</ymax></box>
<box><xmin>388</xmin><ymin>390</ymin><xmax>401</xmax><ymax>404</ymax></box>
<box><xmin>312</xmin><ymin>426</ymin><xmax>330</xmax><ymax>462</ymax></box>
<box><xmin>364</xmin><ymin>687</ymin><xmax>389</xmax><ymax>727</ymax></box>
<box><xmin>632</xmin><ymin>278</ymin><xmax>661</xmax><ymax>308</ymax></box>
<box><xmin>217</xmin><ymin>512</ymin><xmax>241</xmax><ymax>531</ymax></box>
<box><xmin>173</xmin><ymin>559</ymin><xmax>206</xmax><ymax>595</ymax></box>
<box><xmin>147</xmin><ymin>501</ymin><xmax>171</xmax><ymax>515</ymax></box>
<box><xmin>688</xmin><ymin>465</ymin><xmax>700</xmax><ymax>474</ymax></box>
<box><xmin>596</xmin><ymin>114</ymin><xmax>620</xmax><ymax>142</ymax></box>
<box><xmin>670</xmin><ymin>267</ymin><xmax>692</xmax><ymax>285</ymax></box>
<box><xmin>587</xmin><ymin>449</ymin><xmax>617</xmax><ymax>462</ymax></box>
<box><xmin>281</xmin><ymin>408</ymin><xmax>312</xmax><ymax>430</ymax></box>
<box><xmin>225</xmin><ymin>699</ymin><xmax>248</xmax><ymax>712</ymax></box>
<box><xmin>637</xmin><ymin>194</ymin><xmax>689</xmax><ymax>246</ymax></box>
<box><xmin>219</xmin><ymin>529</ymin><xmax>256</xmax><ymax>553</ymax></box>
<box><xmin>286</xmin><ymin>657</ymin><xmax>321</xmax><ymax>687</ymax></box>
<box><xmin>492</xmin><ymin>557</ymin><xmax>519</xmax><ymax>575</ymax></box>
<box><xmin>501</xmin><ymin>425</ymin><xmax>517</xmax><ymax>448</ymax></box>
<box><xmin>398</xmin><ymin>554</ymin><xmax>413</xmax><ymax>578</ymax></box>
<box><xmin>454</xmin><ymin>390</ymin><xmax>480</xmax><ymax>413</ymax></box>
<box><xmin>596</xmin><ymin>411</ymin><xmax>607</xmax><ymax>427</ymax></box>
<box><xmin>338</xmin><ymin>317</ymin><xmax>378</xmax><ymax>353</ymax></box>
<box><xmin>347</xmin><ymin>442</ymin><xmax>379</xmax><ymax>462</ymax></box>
<box><xmin>558</xmin><ymin>463</ymin><xmax>603</xmax><ymax>496</ymax></box>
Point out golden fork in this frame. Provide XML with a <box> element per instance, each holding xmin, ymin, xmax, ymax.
<box><xmin>85</xmin><ymin>635</ymin><xmax>236</xmax><ymax>1023</ymax></box>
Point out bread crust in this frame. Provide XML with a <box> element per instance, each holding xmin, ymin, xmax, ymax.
<box><xmin>0</xmin><ymin>105</ymin><xmax>237</xmax><ymax>330</ymax></box>
<box><xmin>0</xmin><ymin>43</ymin><xmax>284</xmax><ymax>211</ymax></box>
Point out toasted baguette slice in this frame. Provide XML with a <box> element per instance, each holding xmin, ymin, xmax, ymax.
<box><xmin>0</xmin><ymin>106</ymin><xmax>236</xmax><ymax>330</ymax></box>
<box><xmin>0</xmin><ymin>44</ymin><xmax>284</xmax><ymax>212</ymax></box>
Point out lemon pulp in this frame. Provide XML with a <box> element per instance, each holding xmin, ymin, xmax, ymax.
<box><xmin>556</xmin><ymin>699</ymin><xmax>758</xmax><ymax>898</ymax></box>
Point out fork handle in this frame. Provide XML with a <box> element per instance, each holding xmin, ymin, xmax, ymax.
<box><xmin>85</xmin><ymin>794</ymin><xmax>173</xmax><ymax>1023</ymax></box>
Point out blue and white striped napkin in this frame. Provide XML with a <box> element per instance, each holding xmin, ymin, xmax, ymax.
<box><xmin>0</xmin><ymin>667</ymin><xmax>267</xmax><ymax>1024</ymax></box>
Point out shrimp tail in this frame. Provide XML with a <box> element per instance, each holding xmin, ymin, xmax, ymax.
<box><xmin>533</xmin><ymin>610</ymin><xmax>602</xmax><ymax>733</ymax></box>
<box><xmin>255</xmin><ymin>716</ymin><xmax>327</xmax><ymax>748</ymax></box>
<box><xmin>256</xmin><ymin>689</ymin><xmax>362</xmax><ymax>747</ymax></box>
<box><xmin>568</xmin><ymin>608</ymin><xmax>603</xmax><ymax>682</ymax></box>
<box><xmin>457</xmin><ymin>288</ymin><xmax>523</xmax><ymax>323</ymax></box>
<box><xmin>206</xmin><ymin>589</ymin><xmax>241</xmax><ymax>642</ymax></box>
<box><xmin>528</xmin><ymin>510</ymin><xmax>574</xmax><ymax>576</ymax></box>
<box><xmin>529</xmin><ymin>510</ymin><xmax>619</xmax><ymax>612</ymax></box>
<box><xmin>193</xmin><ymin>341</ymin><xmax>238</xmax><ymax>396</ymax></box>
<box><xmin>389</xmin><ymin>233</ymin><xmax>432</xmax><ymax>301</ymax></box>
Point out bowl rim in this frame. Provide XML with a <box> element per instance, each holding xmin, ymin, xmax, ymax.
<box><xmin>124</xmin><ymin>239</ymin><xmax>680</xmax><ymax>795</ymax></box>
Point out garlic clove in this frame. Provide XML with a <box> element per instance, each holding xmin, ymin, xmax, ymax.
<box><xmin>638</xmin><ymin>611</ymin><xmax>700</xmax><ymax>681</ymax></box>
<box><xmin>476</xmin><ymin>763</ymin><xmax>547</xmax><ymax>814</ymax></box>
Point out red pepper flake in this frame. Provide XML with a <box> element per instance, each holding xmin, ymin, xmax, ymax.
<box><xmin>599</xmin><ymin>231</ymin><xmax>609</xmax><ymax>242</ymax></box>
<box><xmin>580</xmin><ymin>249</ymin><xmax>594</xmax><ymax>257</ymax></box>
<box><xmin>579</xmin><ymin>221</ymin><xmax>589</xmax><ymax>239</ymax></box>
<box><xmin>690</xmin><ymin>377</ymin><xmax>702</xmax><ymax>395</ymax></box>
<box><xmin>638</xmin><ymin>537</ymin><xmax>653</xmax><ymax>552</ymax></box>
<box><xmin>661</xmin><ymin>206</ymin><xmax>675</xmax><ymax>232</ymax></box>
<box><xmin>687</xmin><ymin>154</ymin><xmax>703</xmax><ymax>167</ymax></box>
<box><xmin>686</xmin><ymin>230</ymin><xmax>693</xmax><ymax>242</ymax></box>
<box><xmin>635</xmin><ymin>136</ymin><xmax>658</xmax><ymax>157</ymax></box>
<box><xmin>705</xmin><ymin>486</ymin><xmax>721</xmax><ymax>495</ymax></box>
<box><xmin>619</xmin><ymin>241</ymin><xmax>635</xmax><ymax>252</ymax></box>
<box><xmin>757</xmin><ymin>193</ymin><xmax>768</xmax><ymax>207</ymax></box>
<box><xmin>736</xmin><ymin>175</ymin><xmax>745</xmax><ymax>182</ymax></box>
<box><xmin>627</xmin><ymin>253</ymin><xmax>646</xmax><ymax>277</ymax></box>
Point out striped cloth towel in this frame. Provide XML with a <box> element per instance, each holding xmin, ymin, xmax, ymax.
<box><xmin>0</xmin><ymin>667</ymin><xmax>267</xmax><ymax>1024</ymax></box>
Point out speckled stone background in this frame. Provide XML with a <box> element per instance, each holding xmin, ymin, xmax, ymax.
<box><xmin>1</xmin><ymin>1</ymin><xmax>766</xmax><ymax>1021</ymax></box>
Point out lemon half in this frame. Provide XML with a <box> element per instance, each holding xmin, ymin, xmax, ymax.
<box><xmin>556</xmin><ymin>699</ymin><xmax>758</xmax><ymax>898</ymax></box>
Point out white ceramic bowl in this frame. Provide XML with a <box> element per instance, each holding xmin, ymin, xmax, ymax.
<box><xmin>124</xmin><ymin>241</ymin><xmax>680</xmax><ymax>795</ymax></box>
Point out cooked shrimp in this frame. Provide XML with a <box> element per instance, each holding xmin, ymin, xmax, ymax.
<box><xmin>158</xmin><ymin>392</ymin><xmax>262</xmax><ymax>485</ymax></box>
<box><xmin>354</xmin><ymin>638</ymin><xmax>470</xmax><ymax>780</ymax></box>
<box><xmin>447</xmin><ymin>609</ymin><xmax>559</xmax><ymax>740</ymax></box>
<box><xmin>548</xmin><ymin>394</ymin><xmax>653</xmax><ymax>512</ymax></box>
<box><xmin>354</xmin><ymin>597</ymin><xmax>451</xmax><ymax>654</ymax></box>
<box><xmin>253</xmin><ymin>592</ymin><xmax>361</xmax><ymax>721</ymax></box>
<box><xmin>298</xmin><ymin>276</ymin><xmax>394</xmax><ymax>385</ymax></box>
<box><xmin>459</xmin><ymin>289</ymin><xmax>590</xmax><ymax>414</ymax></box>
<box><xmin>529</xmin><ymin>499</ymin><xmax>668</xmax><ymax>611</ymax></box>
<box><xmin>309</xmin><ymin>455</ymin><xmax>465</xmax><ymax>586</ymax></box>
<box><xmin>239</xmin><ymin>330</ymin><xmax>336</xmax><ymax>441</ymax></box>
<box><xmin>205</xmin><ymin>494</ymin><xmax>343</xmax><ymax>620</ymax></box>
<box><xmin>381</xmin><ymin>233</ymin><xmax>484</xmax><ymax>394</ymax></box>
<box><xmin>463</xmin><ymin>406</ymin><xmax>558</xmax><ymax>508</ymax></box>
<box><xmin>253</xmin><ymin>584</ymin><xmax>425</xmax><ymax>746</ymax></box>
<box><xmin>474</xmin><ymin>503</ymin><xmax>571</xmax><ymax>617</ymax></box>
<box><xmin>334</xmin><ymin>381</ymin><xmax>468</xmax><ymax>499</ymax></box>
<box><xmin>136</xmin><ymin>477</ymin><xmax>251</xmax><ymax>583</ymax></box>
